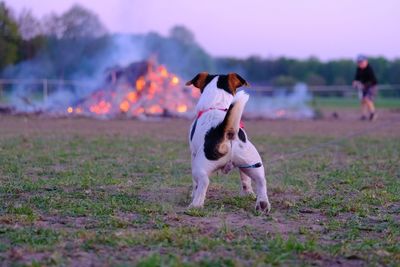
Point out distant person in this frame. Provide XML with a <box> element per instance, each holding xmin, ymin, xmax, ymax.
<box><xmin>353</xmin><ymin>55</ymin><xmax>378</xmax><ymax>121</ymax></box>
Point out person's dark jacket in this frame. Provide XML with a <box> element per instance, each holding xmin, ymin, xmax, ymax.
<box><xmin>354</xmin><ymin>64</ymin><xmax>377</xmax><ymax>88</ymax></box>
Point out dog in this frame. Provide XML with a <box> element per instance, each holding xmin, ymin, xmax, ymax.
<box><xmin>186</xmin><ymin>72</ymin><xmax>271</xmax><ymax>213</ymax></box>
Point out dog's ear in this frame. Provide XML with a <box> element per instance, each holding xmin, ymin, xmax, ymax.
<box><xmin>185</xmin><ymin>72</ymin><xmax>210</xmax><ymax>90</ymax></box>
<box><xmin>214</xmin><ymin>73</ymin><xmax>249</xmax><ymax>95</ymax></box>
<box><xmin>228</xmin><ymin>73</ymin><xmax>249</xmax><ymax>90</ymax></box>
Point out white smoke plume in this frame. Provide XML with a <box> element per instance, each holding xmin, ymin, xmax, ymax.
<box><xmin>245</xmin><ymin>83</ymin><xmax>314</xmax><ymax>119</ymax></box>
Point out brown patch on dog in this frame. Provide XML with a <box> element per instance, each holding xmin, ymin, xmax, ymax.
<box><xmin>225</xmin><ymin>128</ymin><xmax>235</xmax><ymax>140</ymax></box>
<box><xmin>227</xmin><ymin>73</ymin><xmax>249</xmax><ymax>95</ymax></box>
<box><xmin>185</xmin><ymin>72</ymin><xmax>216</xmax><ymax>92</ymax></box>
<box><xmin>217</xmin><ymin>142</ymin><xmax>229</xmax><ymax>155</ymax></box>
<box><xmin>186</xmin><ymin>72</ymin><xmax>248</xmax><ymax>95</ymax></box>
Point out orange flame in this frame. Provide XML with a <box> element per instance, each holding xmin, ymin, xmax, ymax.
<box><xmin>159</xmin><ymin>66</ymin><xmax>168</xmax><ymax>78</ymax></box>
<box><xmin>133</xmin><ymin>107</ymin><xmax>145</xmax><ymax>116</ymax></box>
<box><xmin>119</xmin><ymin>100</ymin><xmax>130</xmax><ymax>113</ymax></box>
<box><xmin>177</xmin><ymin>104</ymin><xmax>187</xmax><ymax>113</ymax></box>
<box><xmin>147</xmin><ymin>105</ymin><xmax>163</xmax><ymax>114</ymax></box>
<box><xmin>90</xmin><ymin>100</ymin><xmax>111</xmax><ymax>115</ymax></box>
<box><xmin>127</xmin><ymin>92</ymin><xmax>138</xmax><ymax>102</ymax></box>
<box><xmin>136</xmin><ymin>76</ymin><xmax>146</xmax><ymax>91</ymax></box>
<box><xmin>67</xmin><ymin>107</ymin><xmax>73</xmax><ymax>113</ymax></box>
<box><xmin>77</xmin><ymin>62</ymin><xmax>196</xmax><ymax>117</ymax></box>
<box><xmin>171</xmin><ymin>76</ymin><xmax>179</xmax><ymax>85</ymax></box>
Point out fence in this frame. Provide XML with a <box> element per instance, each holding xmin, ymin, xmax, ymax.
<box><xmin>0</xmin><ymin>79</ymin><xmax>95</xmax><ymax>105</ymax></box>
<box><xmin>0</xmin><ymin>79</ymin><xmax>399</xmax><ymax>106</ymax></box>
<box><xmin>251</xmin><ymin>84</ymin><xmax>400</xmax><ymax>97</ymax></box>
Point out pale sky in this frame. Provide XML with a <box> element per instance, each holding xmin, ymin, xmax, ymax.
<box><xmin>6</xmin><ymin>0</ymin><xmax>400</xmax><ymax>60</ymax></box>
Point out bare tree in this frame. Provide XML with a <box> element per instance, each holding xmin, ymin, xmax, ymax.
<box><xmin>17</xmin><ymin>9</ymin><xmax>42</xmax><ymax>40</ymax></box>
<box><xmin>169</xmin><ymin>25</ymin><xmax>195</xmax><ymax>44</ymax></box>
<box><xmin>42</xmin><ymin>4</ymin><xmax>107</xmax><ymax>39</ymax></box>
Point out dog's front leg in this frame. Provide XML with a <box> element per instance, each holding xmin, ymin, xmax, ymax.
<box><xmin>239</xmin><ymin>170</ymin><xmax>255</xmax><ymax>197</ymax></box>
<box><xmin>191</xmin><ymin>177</ymin><xmax>197</xmax><ymax>199</ymax></box>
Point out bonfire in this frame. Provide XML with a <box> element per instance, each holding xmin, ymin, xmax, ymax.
<box><xmin>67</xmin><ymin>61</ymin><xmax>200</xmax><ymax>118</ymax></box>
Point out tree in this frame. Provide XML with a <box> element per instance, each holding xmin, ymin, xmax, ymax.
<box><xmin>333</xmin><ymin>76</ymin><xmax>347</xmax><ymax>85</ymax></box>
<box><xmin>43</xmin><ymin>4</ymin><xmax>107</xmax><ymax>39</ymax></box>
<box><xmin>0</xmin><ymin>2</ymin><xmax>21</xmax><ymax>69</ymax></box>
<box><xmin>17</xmin><ymin>9</ymin><xmax>42</xmax><ymax>40</ymax></box>
<box><xmin>272</xmin><ymin>75</ymin><xmax>296</xmax><ymax>87</ymax></box>
<box><xmin>306</xmin><ymin>73</ymin><xmax>326</xmax><ymax>86</ymax></box>
<box><xmin>388</xmin><ymin>59</ymin><xmax>400</xmax><ymax>84</ymax></box>
<box><xmin>169</xmin><ymin>25</ymin><xmax>195</xmax><ymax>45</ymax></box>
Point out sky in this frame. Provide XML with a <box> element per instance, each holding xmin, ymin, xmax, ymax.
<box><xmin>6</xmin><ymin>0</ymin><xmax>400</xmax><ymax>60</ymax></box>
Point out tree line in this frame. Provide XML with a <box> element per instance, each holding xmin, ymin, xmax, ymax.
<box><xmin>1</xmin><ymin>2</ymin><xmax>399</xmax><ymax>85</ymax></box>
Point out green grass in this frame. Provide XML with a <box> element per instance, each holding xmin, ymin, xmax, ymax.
<box><xmin>312</xmin><ymin>96</ymin><xmax>400</xmax><ymax>108</ymax></box>
<box><xmin>0</xmin><ymin>126</ymin><xmax>399</xmax><ymax>266</ymax></box>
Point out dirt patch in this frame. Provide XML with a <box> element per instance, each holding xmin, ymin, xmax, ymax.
<box><xmin>1</xmin><ymin>109</ymin><xmax>399</xmax><ymax>140</ymax></box>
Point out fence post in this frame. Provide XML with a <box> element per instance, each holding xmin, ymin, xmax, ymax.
<box><xmin>43</xmin><ymin>79</ymin><xmax>48</xmax><ymax>102</ymax></box>
<box><xmin>0</xmin><ymin>80</ymin><xmax>3</xmax><ymax>103</ymax></box>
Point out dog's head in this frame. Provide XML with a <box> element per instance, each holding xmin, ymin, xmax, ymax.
<box><xmin>185</xmin><ymin>72</ymin><xmax>249</xmax><ymax>95</ymax></box>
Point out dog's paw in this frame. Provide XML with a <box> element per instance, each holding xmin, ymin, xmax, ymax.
<box><xmin>255</xmin><ymin>200</ymin><xmax>271</xmax><ymax>214</ymax></box>
<box><xmin>186</xmin><ymin>203</ymin><xmax>207</xmax><ymax>217</ymax></box>
<box><xmin>185</xmin><ymin>206</ymin><xmax>207</xmax><ymax>217</ymax></box>
<box><xmin>240</xmin><ymin>190</ymin><xmax>256</xmax><ymax>198</ymax></box>
<box><xmin>188</xmin><ymin>203</ymin><xmax>204</xmax><ymax>209</ymax></box>
<box><xmin>221</xmin><ymin>161</ymin><xmax>234</xmax><ymax>174</ymax></box>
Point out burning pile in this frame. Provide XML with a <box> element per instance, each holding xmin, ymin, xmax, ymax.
<box><xmin>67</xmin><ymin>61</ymin><xmax>199</xmax><ymax>118</ymax></box>
<box><xmin>2</xmin><ymin>60</ymin><xmax>314</xmax><ymax>120</ymax></box>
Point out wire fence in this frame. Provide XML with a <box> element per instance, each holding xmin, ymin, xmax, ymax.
<box><xmin>0</xmin><ymin>79</ymin><xmax>399</xmax><ymax>106</ymax></box>
<box><xmin>0</xmin><ymin>79</ymin><xmax>95</xmax><ymax>105</ymax></box>
<box><xmin>251</xmin><ymin>84</ymin><xmax>400</xmax><ymax>98</ymax></box>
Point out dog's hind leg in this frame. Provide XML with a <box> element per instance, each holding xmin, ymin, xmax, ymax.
<box><xmin>233</xmin><ymin>141</ymin><xmax>271</xmax><ymax>213</ymax></box>
<box><xmin>242</xmin><ymin>166</ymin><xmax>271</xmax><ymax>213</ymax></box>
<box><xmin>239</xmin><ymin>170</ymin><xmax>255</xmax><ymax>197</ymax></box>
<box><xmin>189</xmin><ymin>169</ymin><xmax>209</xmax><ymax>208</ymax></box>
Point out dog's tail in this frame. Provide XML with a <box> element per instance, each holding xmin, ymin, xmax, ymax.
<box><xmin>222</xmin><ymin>90</ymin><xmax>249</xmax><ymax>140</ymax></box>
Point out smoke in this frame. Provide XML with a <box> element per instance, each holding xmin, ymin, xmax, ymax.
<box><xmin>1</xmin><ymin>32</ymin><xmax>314</xmax><ymax>119</ymax></box>
<box><xmin>244</xmin><ymin>83</ymin><xmax>314</xmax><ymax>119</ymax></box>
<box><xmin>2</xmin><ymin>34</ymin><xmax>146</xmax><ymax>111</ymax></box>
<box><xmin>1</xmin><ymin>32</ymin><xmax>216</xmax><ymax>111</ymax></box>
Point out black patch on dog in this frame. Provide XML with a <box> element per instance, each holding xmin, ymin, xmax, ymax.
<box><xmin>204</xmin><ymin>102</ymin><xmax>235</xmax><ymax>160</ymax></box>
<box><xmin>216</xmin><ymin>75</ymin><xmax>233</xmax><ymax>95</ymax></box>
<box><xmin>190</xmin><ymin>119</ymin><xmax>198</xmax><ymax>141</ymax></box>
<box><xmin>253</xmin><ymin>162</ymin><xmax>262</xmax><ymax>168</ymax></box>
<box><xmin>238</xmin><ymin>128</ymin><xmax>246</xmax><ymax>143</ymax></box>
<box><xmin>203</xmin><ymin>122</ymin><xmax>226</xmax><ymax>160</ymax></box>
<box><xmin>216</xmin><ymin>73</ymin><xmax>247</xmax><ymax>95</ymax></box>
<box><xmin>260</xmin><ymin>201</ymin><xmax>268</xmax><ymax>211</ymax></box>
<box><xmin>239</xmin><ymin>162</ymin><xmax>262</xmax><ymax>169</ymax></box>
<box><xmin>202</xmin><ymin>75</ymin><xmax>217</xmax><ymax>92</ymax></box>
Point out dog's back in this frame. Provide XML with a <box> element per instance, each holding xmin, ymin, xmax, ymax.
<box><xmin>190</xmin><ymin>91</ymin><xmax>249</xmax><ymax>161</ymax></box>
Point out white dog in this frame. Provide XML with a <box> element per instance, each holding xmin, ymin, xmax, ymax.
<box><xmin>186</xmin><ymin>72</ymin><xmax>271</xmax><ymax>213</ymax></box>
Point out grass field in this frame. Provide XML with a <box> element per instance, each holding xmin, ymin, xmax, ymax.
<box><xmin>0</xmin><ymin>109</ymin><xmax>399</xmax><ymax>266</ymax></box>
<box><xmin>312</xmin><ymin>96</ymin><xmax>400</xmax><ymax>109</ymax></box>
